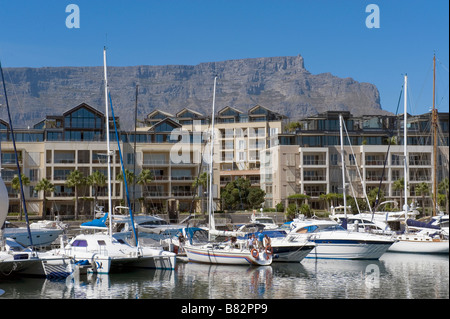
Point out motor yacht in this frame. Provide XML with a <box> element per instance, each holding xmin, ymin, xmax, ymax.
<box><xmin>288</xmin><ymin>217</ymin><xmax>395</xmax><ymax>260</ymax></box>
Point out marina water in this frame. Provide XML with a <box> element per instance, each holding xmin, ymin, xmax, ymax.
<box><xmin>1</xmin><ymin>252</ymin><xmax>448</xmax><ymax>299</ymax></box>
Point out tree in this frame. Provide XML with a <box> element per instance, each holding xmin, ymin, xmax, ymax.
<box><xmin>65</xmin><ymin>170</ymin><xmax>86</xmax><ymax>219</ymax></box>
<box><xmin>367</xmin><ymin>187</ymin><xmax>384</xmax><ymax>210</ymax></box>
<box><xmin>11</xmin><ymin>174</ymin><xmax>30</xmax><ymax>220</ymax></box>
<box><xmin>287</xmin><ymin>194</ymin><xmax>310</xmax><ymax>210</ymax></box>
<box><xmin>86</xmin><ymin>170</ymin><xmax>106</xmax><ymax>211</ymax></box>
<box><xmin>247</xmin><ymin>187</ymin><xmax>266</xmax><ymax>209</ymax></box>
<box><xmin>393</xmin><ymin>178</ymin><xmax>405</xmax><ymax>207</ymax></box>
<box><xmin>299</xmin><ymin>203</ymin><xmax>312</xmax><ymax>217</ymax></box>
<box><xmin>136</xmin><ymin>169</ymin><xmax>153</xmax><ymax>213</ymax></box>
<box><xmin>438</xmin><ymin>178</ymin><xmax>449</xmax><ymax>215</ymax></box>
<box><xmin>286</xmin><ymin>203</ymin><xmax>297</xmax><ymax>221</ymax></box>
<box><xmin>35</xmin><ymin>178</ymin><xmax>55</xmax><ymax>218</ymax></box>
<box><xmin>415</xmin><ymin>182</ymin><xmax>430</xmax><ymax>215</ymax></box>
<box><xmin>192</xmin><ymin>172</ymin><xmax>209</xmax><ymax>214</ymax></box>
<box><xmin>220</xmin><ymin>177</ymin><xmax>252</xmax><ymax>210</ymax></box>
<box><xmin>117</xmin><ymin>169</ymin><xmax>135</xmax><ymax>199</ymax></box>
<box><xmin>275</xmin><ymin>202</ymin><xmax>284</xmax><ymax>213</ymax></box>
<box><xmin>319</xmin><ymin>193</ymin><xmax>339</xmax><ymax>211</ymax></box>
<box><xmin>285</xmin><ymin>121</ymin><xmax>301</xmax><ymax>133</ymax></box>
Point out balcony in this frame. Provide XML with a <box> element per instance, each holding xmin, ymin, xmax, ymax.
<box><xmin>171</xmin><ymin>176</ymin><xmax>194</xmax><ymax>181</ymax></box>
<box><xmin>143</xmin><ymin>191</ymin><xmax>169</xmax><ymax>197</ymax></box>
<box><xmin>303</xmin><ymin>175</ymin><xmax>327</xmax><ymax>181</ymax></box>
<box><xmin>143</xmin><ymin>160</ymin><xmax>169</xmax><ymax>165</ymax></box>
<box><xmin>302</xmin><ymin>159</ymin><xmax>326</xmax><ymax>166</ymax></box>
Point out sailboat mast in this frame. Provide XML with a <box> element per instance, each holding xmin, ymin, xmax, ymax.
<box><xmin>103</xmin><ymin>47</ymin><xmax>113</xmax><ymax>238</ymax></box>
<box><xmin>403</xmin><ymin>74</ymin><xmax>409</xmax><ymax>218</ymax></box>
<box><xmin>432</xmin><ymin>54</ymin><xmax>438</xmax><ymax>216</ymax></box>
<box><xmin>208</xmin><ymin>76</ymin><xmax>217</xmax><ymax>236</ymax></box>
<box><xmin>339</xmin><ymin>114</ymin><xmax>347</xmax><ymax>218</ymax></box>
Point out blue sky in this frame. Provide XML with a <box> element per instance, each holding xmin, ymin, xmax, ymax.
<box><xmin>0</xmin><ymin>0</ymin><xmax>448</xmax><ymax>115</ymax></box>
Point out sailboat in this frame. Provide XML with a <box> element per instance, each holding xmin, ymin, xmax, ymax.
<box><xmin>48</xmin><ymin>48</ymin><xmax>176</xmax><ymax>273</ymax></box>
<box><xmin>387</xmin><ymin>73</ymin><xmax>449</xmax><ymax>254</ymax></box>
<box><xmin>183</xmin><ymin>77</ymin><xmax>272</xmax><ymax>266</ymax></box>
<box><xmin>0</xmin><ymin>60</ymin><xmax>73</xmax><ymax>279</ymax></box>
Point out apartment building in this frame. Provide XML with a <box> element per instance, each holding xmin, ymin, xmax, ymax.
<box><xmin>1</xmin><ymin>103</ymin><xmax>448</xmax><ymax>218</ymax></box>
<box><xmin>271</xmin><ymin>111</ymin><xmax>449</xmax><ymax>210</ymax></box>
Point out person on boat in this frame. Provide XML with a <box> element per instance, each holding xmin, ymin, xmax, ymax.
<box><xmin>264</xmin><ymin>234</ymin><xmax>271</xmax><ymax>248</ymax></box>
<box><xmin>247</xmin><ymin>235</ymin><xmax>254</xmax><ymax>249</ymax></box>
<box><xmin>257</xmin><ymin>231</ymin><xmax>265</xmax><ymax>251</ymax></box>
<box><xmin>230</xmin><ymin>236</ymin><xmax>238</xmax><ymax>248</ymax></box>
<box><xmin>251</xmin><ymin>234</ymin><xmax>258</xmax><ymax>250</ymax></box>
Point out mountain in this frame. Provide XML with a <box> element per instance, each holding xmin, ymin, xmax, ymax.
<box><xmin>1</xmin><ymin>55</ymin><xmax>390</xmax><ymax>130</ymax></box>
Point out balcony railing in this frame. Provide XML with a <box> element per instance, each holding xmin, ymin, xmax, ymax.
<box><xmin>171</xmin><ymin>176</ymin><xmax>194</xmax><ymax>181</ymax></box>
<box><xmin>365</xmin><ymin>160</ymin><xmax>385</xmax><ymax>166</ymax></box>
<box><xmin>410</xmin><ymin>160</ymin><xmax>431</xmax><ymax>166</ymax></box>
<box><xmin>303</xmin><ymin>175</ymin><xmax>327</xmax><ymax>181</ymax></box>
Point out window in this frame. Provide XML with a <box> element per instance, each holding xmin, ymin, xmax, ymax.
<box><xmin>349</xmin><ymin>154</ymin><xmax>356</xmax><ymax>165</ymax></box>
<box><xmin>47</xmin><ymin>131</ymin><xmax>62</xmax><ymax>141</ymax></box>
<box><xmin>154</xmin><ymin>122</ymin><xmax>177</xmax><ymax>133</ymax></box>
<box><xmin>64</xmin><ymin>107</ymin><xmax>103</xmax><ymax>129</ymax></box>
<box><xmin>330</xmin><ymin>154</ymin><xmax>338</xmax><ymax>165</ymax></box>
<box><xmin>71</xmin><ymin>240</ymin><xmax>88</xmax><ymax>247</ymax></box>
<box><xmin>29</xmin><ymin>169</ymin><xmax>39</xmax><ymax>181</ymax></box>
<box><xmin>127</xmin><ymin>153</ymin><xmax>135</xmax><ymax>165</ymax></box>
<box><xmin>78</xmin><ymin>150</ymin><xmax>90</xmax><ymax>164</ymax></box>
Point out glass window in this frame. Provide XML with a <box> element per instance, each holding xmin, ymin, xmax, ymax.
<box><xmin>72</xmin><ymin>240</ymin><xmax>88</xmax><ymax>247</ymax></box>
<box><xmin>154</xmin><ymin>122</ymin><xmax>177</xmax><ymax>132</ymax></box>
<box><xmin>47</xmin><ymin>131</ymin><xmax>63</xmax><ymax>141</ymax></box>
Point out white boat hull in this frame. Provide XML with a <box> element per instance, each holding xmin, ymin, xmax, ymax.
<box><xmin>388</xmin><ymin>236</ymin><xmax>449</xmax><ymax>254</ymax></box>
<box><xmin>304</xmin><ymin>233</ymin><xmax>395</xmax><ymax>260</ymax></box>
<box><xmin>184</xmin><ymin>245</ymin><xmax>272</xmax><ymax>266</ymax></box>
<box><xmin>53</xmin><ymin>234</ymin><xmax>176</xmax><ymax>274</ymax></box>
<box><xmin>0</xmin><ymin>252</ymin><xmax>73</xmax><ymax>278</ymax></box>
<box><xmin>3</xmin><ymin>228</ymin><xmax>63</xmax><ymax>247</ymax></box>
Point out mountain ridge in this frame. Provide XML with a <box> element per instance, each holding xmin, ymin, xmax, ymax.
<box><xmin>1</xmin><ymin>55</ymin><xmax>391</xmax><ymax>130</ymax></box>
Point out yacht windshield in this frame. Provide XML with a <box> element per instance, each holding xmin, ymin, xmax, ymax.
<box><xmin>319</xmin><ymin>224</ymin><xmax>346</xmax><ymax>232</ymax></box>
<box><xmin>256</xmin><ymin>218</ymin><xmax>275</xmax><ymax>224</ymax></box>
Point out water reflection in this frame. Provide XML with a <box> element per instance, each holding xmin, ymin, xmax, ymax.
<box><xmin>0</xmin><ymin>253</ymin><xmax>447</xmax><ymax>299</ymax></box>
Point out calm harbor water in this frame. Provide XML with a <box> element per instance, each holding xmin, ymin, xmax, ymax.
<box><xmin>1</xmin><ymin>252</ymin><xmax>448</xmax><ymax>300</ymax></box>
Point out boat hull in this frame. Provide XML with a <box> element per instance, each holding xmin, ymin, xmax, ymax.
<box><xmin>3</xmin><ymin>228</ymin><xmax>63</xmax><ymax>247</ymax></box>
<box><xmin>388</xmin><ymin>237</ymin><xmax>449</xmax><ymax>254</ymax></box>
<box><xmin>51</xmin><ymin>234</ymin><xmax>177</xmax><ymax>274</ymax></box>
<box><xmin>271</xmin><ymin>244</ymin><xmax>316</xmax><ymax>262</ymax></box>
<box><xmin>0</xmin><ymin>253</ymin><xmax>73</xmax><ymax>278</ymax></box>
<box><xmin>184</xmin><ymin>245</ymin><xmax>272</xmax><ymax>266</ymax></box>
<box><xmin>304</xmin><ymin>233</ymin><xmax>394</xmax><ymax>260</ymax></box>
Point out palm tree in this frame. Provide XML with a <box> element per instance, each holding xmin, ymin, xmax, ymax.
<box><xmin>393</xmin><ymin>178</ymin><xmax>405</xmax><ymax>208</ymax></box>
<box><xmin>35</xmin><ymin>178</ymin><xmax>55</xmax><ymax>218</ymax></box>
<box><xmin>287</xmin><ymin>193</ymin><xmax>310</xmax><ymax>211</ymax></box>
<box><xmin>415</xmin><ymin>182</ymin><xmax>430</xmax><ymax>215</ymax></box>
<box><xmin>65</xmin><ymin>170</ymin><xmax>86</xmax><ymax>219</ymax></box>
<box><xmin>11</xmin><ymin>174</ymin><xmax>30</xmax><ymax>220</ymax></box>
<box><xmin>438</xmin><ymin>178</ymin><xmax>449</xmax><ymax>215</ymax></box>
<box><xmin>319</xmin><ymin>192</ymin><xmax>339</xmax><ymax>212</ymax></box>
<box><xmin>86</xmin><ymin>170</ymin><xmax>106</xmax><ymax>211</ymax></box>
<box><xmin>136</xmin><ymin>169</ymin><xmax>153</xmax><ymax>213</ymax></box>
<box><xmin>117</xmin><ymin>169</ymin><xmax>135</xmax><ymax>205</ymax></box>
<box><xmin>192</xmin><ymin>172</ymin><xmax>208</xmax><ymax>214</ymax></box>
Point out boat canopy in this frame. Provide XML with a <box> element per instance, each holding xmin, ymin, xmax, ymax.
<box><xmin>81</xmin><ymin>213</ymin><xmax>108</xmax><ymax>229</ymax></box>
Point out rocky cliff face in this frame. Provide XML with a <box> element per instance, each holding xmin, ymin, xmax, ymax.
<box><xmin>1</xmin><ymin>55</ymin><xmax>389</xmax><ymax>130</ymax></box>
